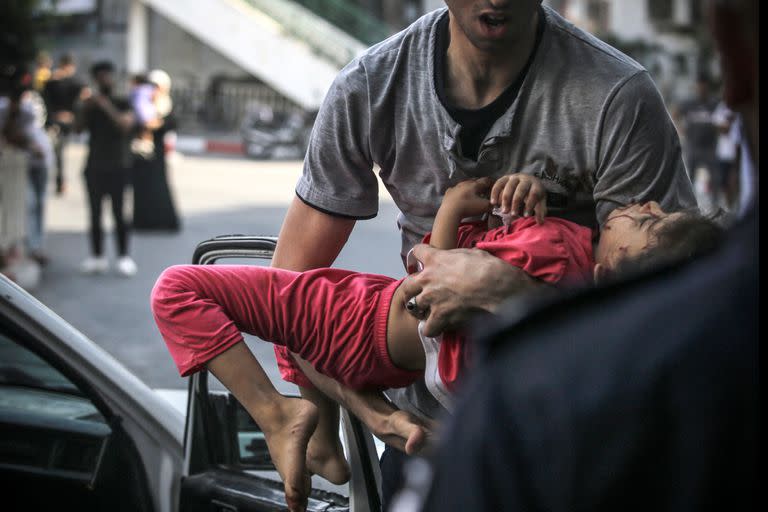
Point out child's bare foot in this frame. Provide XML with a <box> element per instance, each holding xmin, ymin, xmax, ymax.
<box><xmin>260</xmin><ymin>398</ymin><xmax>319</xmax><ymax>512</ymax></box>
<box><xmin>306</xmin><ymin>430</ymin><xmax>350</xmax><ymax>485</ymax></box>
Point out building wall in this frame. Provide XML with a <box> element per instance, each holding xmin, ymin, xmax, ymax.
<box><xmin>147</xmin><ymin>10</ymin><xmax>249</xmax><ymax>90</ymax></box>
<box><xmin>556</xmin><ymin>0</ymin><xmax>703</xmax><ymax>103</ymax></box>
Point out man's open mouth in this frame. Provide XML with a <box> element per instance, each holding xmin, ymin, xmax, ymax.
<box><xmin>479</xmin><ymin>13</ymin><xmax>508</xmax><ymax>27</ymax></box>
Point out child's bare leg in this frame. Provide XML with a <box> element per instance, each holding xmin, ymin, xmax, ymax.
<box><xmin>300</xmin><ymin>386</ymin><xmax>351</xmax><ymax>484</ymax></box>
<box><xmin>207</xmin><ymin>342</ymin><xmax>317</xmax><ymax>512</ymax></box>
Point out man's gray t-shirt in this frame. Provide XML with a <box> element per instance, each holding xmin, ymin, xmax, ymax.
<box><xmin>295</xmin><ymin>6</ymin><xmax>695</xmax><ymax>418</ymax></box>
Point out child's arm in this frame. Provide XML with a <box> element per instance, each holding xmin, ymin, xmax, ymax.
<box><xmin>430</xmin><ymin>178</ymin><xmax>494</xmax><ymax>250</ymax></box>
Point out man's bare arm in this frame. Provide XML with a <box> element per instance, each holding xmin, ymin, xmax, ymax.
<box><xmin>272</xmin><ymin>197</ymin><xmax>355</xmax><ymax>270</ymax></box>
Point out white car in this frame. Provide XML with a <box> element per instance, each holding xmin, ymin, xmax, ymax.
<box><xmin>1</xmin><ymin>236</ymin><xmax>383</xmax><ymax>511</ymax></box>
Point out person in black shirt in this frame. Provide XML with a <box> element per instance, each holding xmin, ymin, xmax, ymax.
<box><xmin>411</xmin><ymin>0</ymin><xmax>758</xmax><ymax>510</ymax></box>
<box><xmin>43</xmin><ymin>53</ymin><xmax>85</xmax><ymax>195</ymax></box>
<box><xmin>76</xmin><ymin>60</ymin><xmax>138</xmax><ymax>277</ymax></box>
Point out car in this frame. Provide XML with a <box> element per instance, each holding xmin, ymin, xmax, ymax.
<box><xmin>240</xmin><ymin>104</ymin><xmax>316</xmax><ymax>160</ymax></box>
<box><xmin>1</xmin><ymin>236</ymin><xmax>384</xmax><ymax>511</ymax></box>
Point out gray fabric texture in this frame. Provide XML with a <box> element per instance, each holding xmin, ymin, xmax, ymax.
<box><xmin>297</xmin><ymin>6</ymin><xmax>695</xmax><ymax>260</ymax></box>
<box><xmin>296</xmin><ymin>6</ymin><xmax>696</xmax><ymax>419</ymax></box>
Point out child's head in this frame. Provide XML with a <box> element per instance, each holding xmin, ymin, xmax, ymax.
<box><xmin>593</xmin><ymin>202</ymin><xmax>723</xmax><ymax>284</ymax></box>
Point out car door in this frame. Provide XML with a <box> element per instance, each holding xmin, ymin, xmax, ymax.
<box><xmin>0</xmin><ymin>274</ymin><xmax>182</xmax><ymax>512</ymax></box>
<box><xmin>179</xmin><ymin>235</ymin><xmax>383</xmax><ymax>512</ymax></box>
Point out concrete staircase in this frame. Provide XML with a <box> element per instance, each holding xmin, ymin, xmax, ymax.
<box><xmin>140</xmin><ymin>0</ymin><xmax>375</xmax><ymax>109</ymax></box>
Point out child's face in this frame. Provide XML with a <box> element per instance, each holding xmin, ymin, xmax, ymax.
<box><xmin>594</xmin><ymin>202</ymin><xmax>683</xmax><ymax>269</ymax></box>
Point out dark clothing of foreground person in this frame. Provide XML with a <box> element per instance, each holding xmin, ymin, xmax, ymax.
<box><xmin>414</xmin><ymin>0</ymin><xmax>759</xmax><ymax>508</ymax></box>
<box><xmin>423</xmin><ymin>207</ymin><xmax>757</xmax><ymax>510</ymax></box>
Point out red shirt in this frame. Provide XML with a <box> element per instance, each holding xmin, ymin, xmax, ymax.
<box><xmin>424</xmin><ymin>217</ymin><xmax>595</xmax><ymax>391</ymax></box>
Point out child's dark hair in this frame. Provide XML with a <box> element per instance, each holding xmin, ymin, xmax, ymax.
<box><xmin>614</xmin><ymin>211</ymin><xmax>724</xmax><ymax>278</ymax></box>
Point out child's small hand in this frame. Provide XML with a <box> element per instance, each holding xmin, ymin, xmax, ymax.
<box><xmin>490</xmin><ymin>173</ymin><xmax>548</xmax><ymax>224</ymax></box>
<box><xmin>443</xmin><ymin>177</ymin><xmax>494</xmax><ymax>217</ymax></box>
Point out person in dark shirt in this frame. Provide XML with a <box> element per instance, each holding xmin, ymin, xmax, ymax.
<box><xmin>408</xmin><ymin>0</ymin><xmax>758</xmax><ymax>510</ymax></box>
<box><xmin>75</xmin><ymin>60</ymin><xmax>138</xmax><ymax>277</ymax></box>
<box><xmin>43</xmin><ymin>53</ymin><xmax>86</xmax><ymax>195</ymax></box>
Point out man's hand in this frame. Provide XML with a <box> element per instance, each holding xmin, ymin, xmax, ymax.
<box><xmin>400</xmin><ymin>244</ymin><xmax>542</xmax><ymax>336</ymax></box>
<box><xmin>490</xmin><ymin>173</ymin><xmax>548</xmax><ymax>223</ymax></box>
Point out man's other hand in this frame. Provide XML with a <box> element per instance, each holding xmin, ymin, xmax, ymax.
<box><xmin>401</xmin><ymin>244</ymin><xmax>541</xmax><ymax>336</ymax></box>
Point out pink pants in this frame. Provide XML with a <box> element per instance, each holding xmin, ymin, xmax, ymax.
<box><xmin>151</xmin><ymin>265</ymin><xmax>420</xmax><ymax>390</ymax></box>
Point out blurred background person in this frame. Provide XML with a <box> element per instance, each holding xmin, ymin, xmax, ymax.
<box><xmin>0</xmin><ymin>66</ymin><xmax>54</xmax><ymax>266</ymax></box>
<box><xmin>76</xmin><ymin>60</ymin><xmax>137</xmax><ymax>277</ymax></box>
<box><xmin>43</xmin><ymin>52</ymin><xmax>86</xmax><ymax>196</ymax></box>
<box><xmin>711</xmin><ymin>100</ymin><xmax>739</xmax><ymax>210</ymax></box>
<box><xmin>131</xmin><ymin>69</ymin><xmax>180</xmax><ymax>232</ymax></box>
<box><xmin>675</xmin><ymin>74</ymin><xmax>719</xmax><ymax>211</ymax></box>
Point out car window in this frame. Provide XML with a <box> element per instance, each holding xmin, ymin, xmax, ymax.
<box><xmin>0</xmin><ymin>332</ymin><xmax>106</xmax><ymax>425</ymax></box>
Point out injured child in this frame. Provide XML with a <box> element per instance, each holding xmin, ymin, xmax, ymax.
<box><xmin>151</xmin><ymin>174</ymin><xmax>721</xmax><ymax>512</ymax></box>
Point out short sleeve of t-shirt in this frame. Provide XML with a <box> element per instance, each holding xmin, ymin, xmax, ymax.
<box><xmin>593</xmin><ymin>72</ymin><xmax>696</xmax><ymax>225</ymax></box>
<box><xmin>295</xmin><ymin>60</ymin><xmax>379</xmax><ymax>219</ymax></box>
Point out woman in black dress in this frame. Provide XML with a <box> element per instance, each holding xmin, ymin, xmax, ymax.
<box><xmin>131</xmin><ymin>69</ymin><xmax>180</xmax><ymax>232</ymax></box>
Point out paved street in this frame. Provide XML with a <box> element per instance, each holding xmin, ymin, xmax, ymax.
<box><xmin>33</xmin><ymin>143</ymin><xmax>405</xmax><ymax>392</ymax></box>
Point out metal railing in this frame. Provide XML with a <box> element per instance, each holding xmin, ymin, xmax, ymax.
<box><xmin>291</xmin><ymin>0</ymin><xmax>391</xmax><ymax>45</ymax></box>
<box><xmin>172</xmin><ymin>81</ymin><xmax>303</xmax><ymax>132</ymax></box>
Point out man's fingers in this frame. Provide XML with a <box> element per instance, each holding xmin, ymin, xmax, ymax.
<box><xmin>410</xmin><ymin>243</ymin><xmax>438</xmax><ymax>266</ymax></box>
<box><xmin>422</xmin><ymin>308</ymin><xmax>447</xmax><ymax>337</ymax></box>
<box><xmin>399</xmin><ymin>274</ymin><xmax>424</xmax><ymax>303</ymax></box>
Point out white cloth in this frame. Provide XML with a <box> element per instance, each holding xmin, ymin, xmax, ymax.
<box><xmin>417</xmin><ymin>322</ymin><xmax>453</xmax><ymax>412</ymax></box>
<box><xmin>712</xmin><ymin>102</ymin><xmax>738</xmax><ymax>162</ymax></box>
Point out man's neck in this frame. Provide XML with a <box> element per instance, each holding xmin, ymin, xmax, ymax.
<box><xmin>445</xmin><ymin>10</ymin><xmax>539</xmax><ymax>110</ymax></box>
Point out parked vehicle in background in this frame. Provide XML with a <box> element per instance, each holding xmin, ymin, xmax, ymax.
<box><xmin>240</xmin><ymin>103</ymin><xmax>316</xmax><ymax>160</ymax></box>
